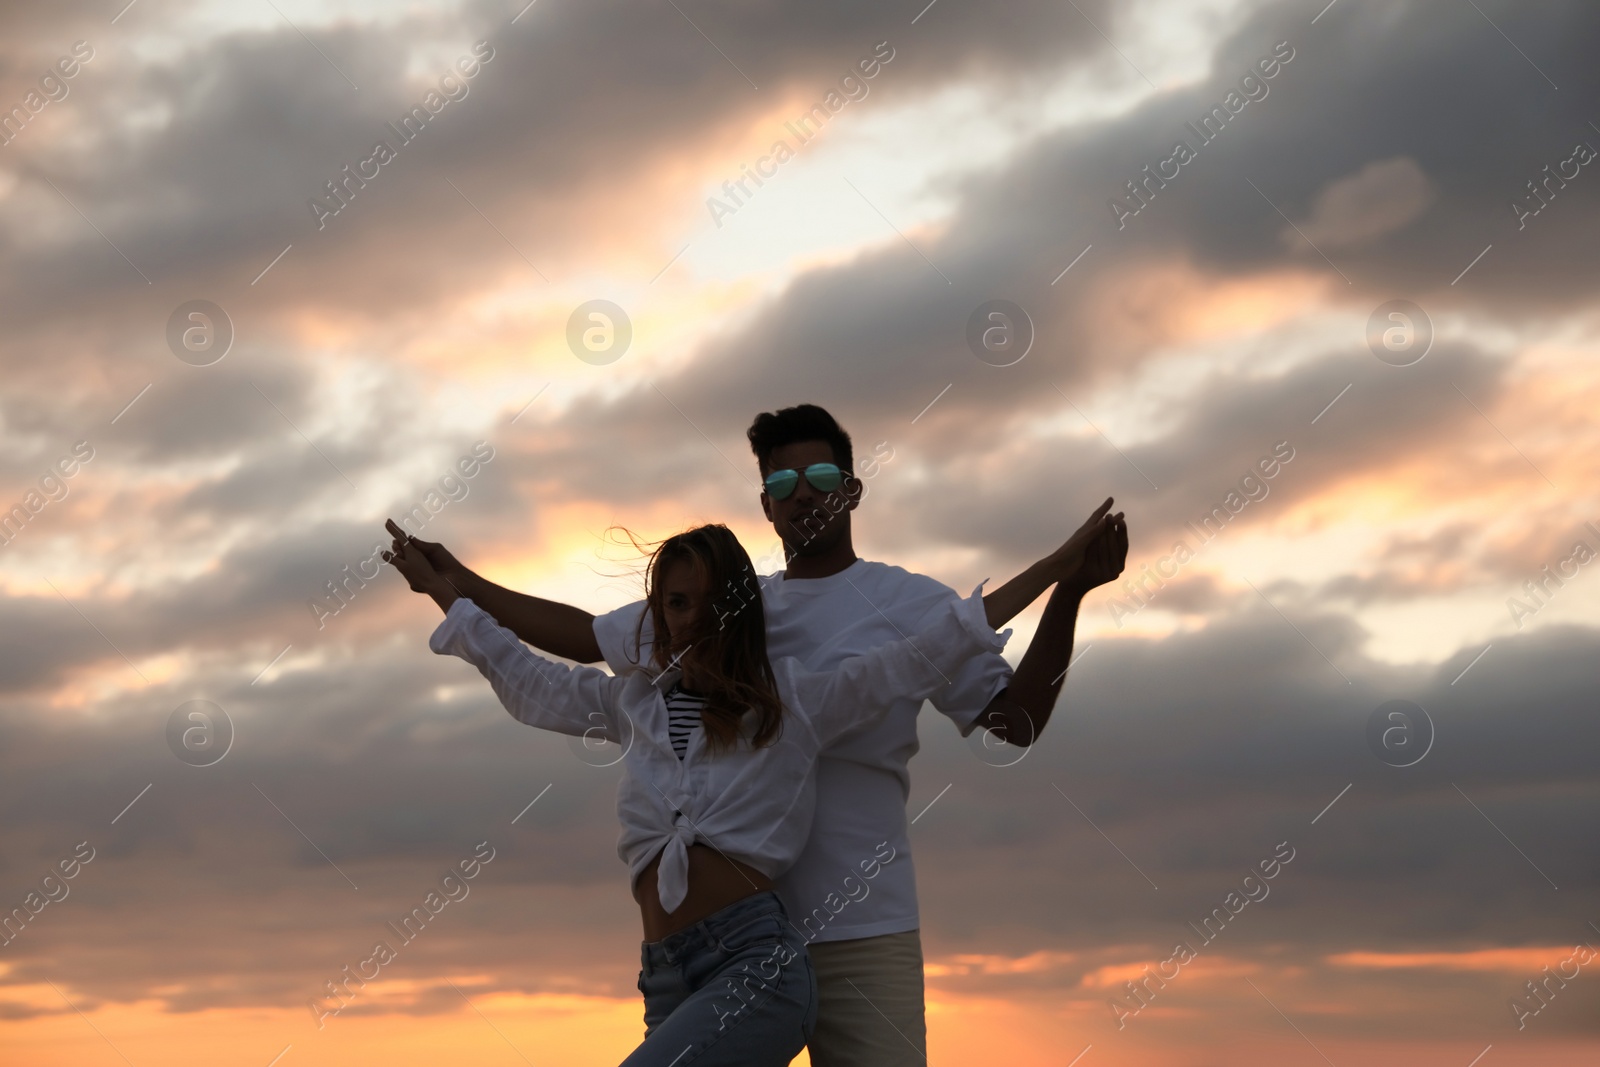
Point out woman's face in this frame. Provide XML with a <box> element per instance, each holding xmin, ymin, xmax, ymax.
<box><xmin>658</xmin><ymin>557</ymin><xmax>712</xmax><ymax>657</ymax></box>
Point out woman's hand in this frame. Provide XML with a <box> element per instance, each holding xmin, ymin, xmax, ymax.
<box><xmin>385</xmin><ymin>519</ymin><xmax>466</xmax><ymax>581</ymax></box>
<box><xmin>383</xmin><ymin>522</ymin><xmax>460</xmax><ymax>613</ymax></box>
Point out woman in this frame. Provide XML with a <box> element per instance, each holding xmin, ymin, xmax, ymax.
<box><xmin>385</xmin><ymin>522</ymin><xmax>1056</xmax><ymax>1065</ymax></box>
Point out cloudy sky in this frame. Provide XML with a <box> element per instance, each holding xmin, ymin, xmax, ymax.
<box><xmin>2</xmin><ymin>0</ymin><xmax>1597</xmax><ymax>1063</ymax></box>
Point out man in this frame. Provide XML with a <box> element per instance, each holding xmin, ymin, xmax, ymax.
<box><xmin>392</xmin><ymin>403</ymin><xmax>1127</xmax><ymax>1064</ymax></box>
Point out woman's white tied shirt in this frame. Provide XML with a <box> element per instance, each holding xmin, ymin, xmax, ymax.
<box><xmin>428</xmin><ymin>586</ymin><xmax>1008</xmax><ymax>913</ymax></box>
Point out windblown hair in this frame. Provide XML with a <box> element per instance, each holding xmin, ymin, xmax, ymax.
<box><xmin>746</xmin><ymin>403</ymin><xmax>854</xmax><ymax>477</ymax></box>
<box><xmin>633</xmin><ymin>524</ymin><xmax>784</xmax><ymax>752</ymax></box>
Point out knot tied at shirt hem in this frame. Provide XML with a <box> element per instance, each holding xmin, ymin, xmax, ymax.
<box><xmin>655</xmin><ymin>816</ymin><xmax>698</xmax><ymax>913</ymax></box>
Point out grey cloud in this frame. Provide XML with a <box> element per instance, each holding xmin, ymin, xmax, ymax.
<box><xmin>2</xmin><ymin>608</ymin><xmax>1594</xmax><ymax>1035</ymax></box>
<box><xmin>1284</xmin><ymin>156</ymin><xmax>1437</xmax><ymax>250</ymax></box>
<box><xmin>0</xmin><ymin>0</ymin><xmax>1117</xmax><ymax>347</ymax></box>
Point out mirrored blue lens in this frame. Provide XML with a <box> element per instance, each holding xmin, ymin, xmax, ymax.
<box><xmin>765</xmin><ymin>469</ymin><xmax>800</xmax><ymax>499</ymax></box>
<box><xmin>805</xmin><ymin>464</ymin><xmax>843</xmax><ymax>492</ymax></box>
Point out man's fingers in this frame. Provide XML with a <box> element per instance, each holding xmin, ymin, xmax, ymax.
<box><xmin>1079</xmin><ymin>498</ymin><xmax>1114</xmax><ymax>532</ymax></box>
<box><xmin>386</xmin><ymin>518</ymin><xmax>433</xmax><ymax>552</ymax></box>
<box><xmin>388</xmin><ymin>528</ymin><xmax>421</xmax><ymax>557</ymax></box>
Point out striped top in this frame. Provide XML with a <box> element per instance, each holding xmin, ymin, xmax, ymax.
<box><xmin>664</xmin><ymin>683</ymin><xmax>705</xmax><ymax>760</ymax></box>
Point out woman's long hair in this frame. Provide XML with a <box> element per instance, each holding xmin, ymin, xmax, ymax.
<box><xmin>633</xmin><ymin>524</ymin><xmax>784</xmax><ymax>752</ymax></box>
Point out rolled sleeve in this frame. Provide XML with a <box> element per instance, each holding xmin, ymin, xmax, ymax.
<box><xmin>798</xmin><ymin>586</ymin><xmax>1011</xmax><ymax>746</ymax></box>
<box><xmin>952</xmin><ymin>581</ymin><xmax>1012</xmax><ymax>652</ymax></box>
<box><xmin>918</xmin><ymin>585</ymin><xmax>1013</xmax><ymax>737</ymax></box>
<box><xmin>432</xmin><ymin>598</ymin><xmax>625</xmax><ymax>742</ymax></box>
<box><xmin>592</xmin><ymin>600</ymin><xmax>650</xmax><ymax>675</ymax></box>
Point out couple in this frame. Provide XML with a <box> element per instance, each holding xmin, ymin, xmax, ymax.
<box><xmin>385</xmin><ymin>404</ymin><xmax>1128</xmax><ymax>1065</ymax></box>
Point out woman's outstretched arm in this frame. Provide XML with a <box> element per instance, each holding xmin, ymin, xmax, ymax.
<box><xmin>386</xmin><ymin>537</ymin><xmax>626</xmax><ymax>742</ymax></box>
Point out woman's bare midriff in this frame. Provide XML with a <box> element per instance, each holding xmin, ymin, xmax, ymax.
<box><xmin>634</xmin><ymin>843</ymin><xmax>776</xmax><ymax>942</ymax></box>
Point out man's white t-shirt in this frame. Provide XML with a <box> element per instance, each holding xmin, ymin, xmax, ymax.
<box><xmin>591</xmin><ymin>558</ymin><xmax>1013</xmax><ymax>943</ymax></box>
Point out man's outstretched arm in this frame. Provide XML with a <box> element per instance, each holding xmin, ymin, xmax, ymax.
<box><xmin>385</xmin><ymin>520</ymin><xmax>604</xmax><ymax>663</ymax></box>
<box><xmin>976</xmin><ymin>510</ymin><xmax>1127</xmax><ymax>747</ymax></box>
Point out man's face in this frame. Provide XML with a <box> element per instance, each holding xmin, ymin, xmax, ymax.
<box><xmin>759</xmin><ymin>440</ymin><xmax>860</xmax><ymax>558</ymax></box>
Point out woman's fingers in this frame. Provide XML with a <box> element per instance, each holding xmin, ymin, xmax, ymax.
<box><xmin>382</xmin><ymin>544</ymin><xmax>437</xmax><ymax>594</ymax></box>
<box><xmin>1110</xmin><ymin>517</ymin><xmax>1129</xmax><ymax>573</ymax></box>
<box><xmin>385</xmin><ymin>518</ymin><xmax>431</xmax><ymax>561</ymax></box>
<box><xmin>1065</xmin><ymin>499</ymin><xmax>1111</xmax><ymax>544</ymax></box>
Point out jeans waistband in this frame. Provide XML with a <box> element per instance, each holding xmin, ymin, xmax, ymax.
<box><xmin>643</xmin><ymin>890</ymin><xmax>788</xmax><ymax>964</ymax></box>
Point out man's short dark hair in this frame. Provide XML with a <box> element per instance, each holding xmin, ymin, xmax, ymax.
<box><xmin>746</xmin><ymin>404</ymin><xmax>854</xmax><ymax>476</ymax></box>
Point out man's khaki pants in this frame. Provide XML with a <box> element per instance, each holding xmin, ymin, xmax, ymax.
<box><xmin>804</xmin><ymin>930</ymin><xmax>927</xmax><ymax>1066</ymax></box>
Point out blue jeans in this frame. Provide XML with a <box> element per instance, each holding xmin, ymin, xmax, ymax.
<box><xmin>621</xmin><ymin>890</ymin><xmax>817</xmax><ymax>1066</ymax></box>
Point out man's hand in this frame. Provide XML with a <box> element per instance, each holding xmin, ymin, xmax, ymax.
<box><xmin>1063</xmin><ymin>510</ymin><xmax>1128</xmax><ymax>594</ymax></box>
<box><xmin>983</xmin><ymin>497</ymin><xmax>1123</xmax><ymax>629</ymax></box>
<box><xmin>1037</xmin><ymin>497</ymin><xmax>1121</xmax><ymax>585</ymax></box>
<box><xmin>381</xmin><ymin>520</ymin><xmax>602</xmax><ymax>660</ymax></box>
<box><xmin>978</xmin><ymin>504</ymin><xmax>1129</xmax><ymax>745</ymax></box>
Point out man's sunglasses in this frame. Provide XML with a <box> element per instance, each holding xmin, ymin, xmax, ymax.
<box><xmin>763</xmin><ymin>463</ymin><xmax>845</xmax><ymax>500</ymax></box>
